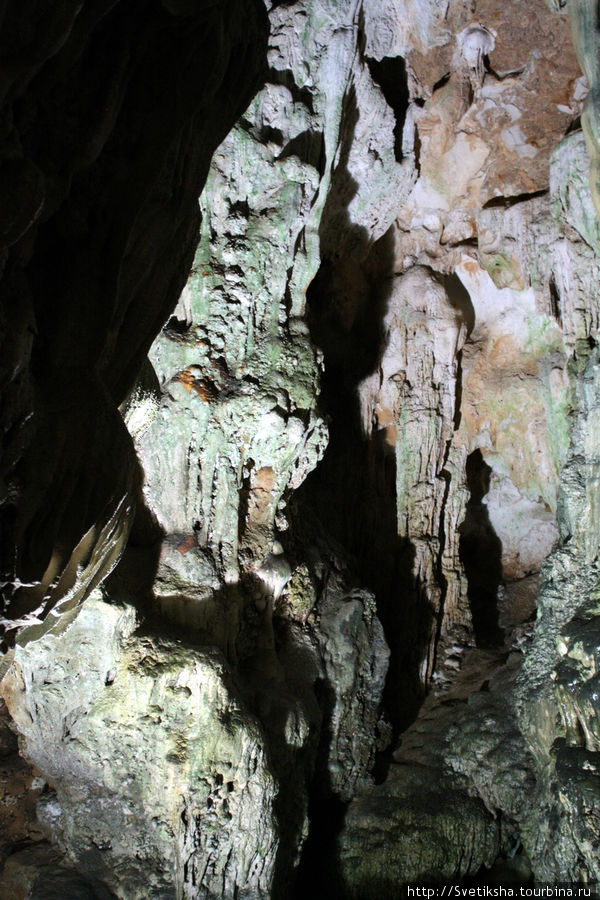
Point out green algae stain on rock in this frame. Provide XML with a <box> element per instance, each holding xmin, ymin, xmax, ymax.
<box><xmin>483</xmin><ymin>252</ymin><xmax>523</xmax><ymax>290</ymax></box>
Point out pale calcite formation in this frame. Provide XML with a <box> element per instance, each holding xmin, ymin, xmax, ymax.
<box><xmin>339</xmin><ymin>126</ymin><xmax>600</xmax><ymax>891</ymax></box>
<box><xmin>132</xmin><ymin>0</ymin><xmax>413</xmax><ymax>617</ymax></box>
<box><xmin>570</xmin><ymin>0</ymin><xmax>600</xmax><ymax>215</ymax></box>
<box><xmin>0</xmin><ymin>492</ymin><xmax>134</xmax><ymax>682</ymax></box>
<box><xmin>316</xmin><ymin>583</ymin><xmax>390</xmax><ymax>801</ymax></box>
<box><xmin>363</xmin><ymin>0</ymin><xmax>451</xmax><ymax>60</ymax></box>
<box><xmin>358</xmin><ymin>266</ymin><xmax>472</xmax><ymax>685</ymax></box>
<box><xmin>123</xmin><ymin>0</ymin><xmax>404</xmax><ymax>871</ymax></box>
<box><xmin>516</xmin><ymin>349</ymin><xmax>600</xmax><ymax>882</ymax></box>
<box><xmin>329</xmin><ymin>0</ymin><xmax>586</xmax><ymax>710</ymax></box>
<box><xmin>2</xmin><ymin>593</ymin><xmax>278</xmax><ymax>900</ymax></box>
<box><xmin>3</xmin><ymin>0</ymin><xmax>600</xmax><ymax>894</ymax></box>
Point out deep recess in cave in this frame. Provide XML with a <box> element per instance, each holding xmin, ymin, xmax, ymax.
<box><xmin>300</xmin><ymin>242</ymin><xmax>429</xmax><ymax>735</ymax></box>
<box><xmin>299</xmin><ymin>188</ymin><xmax>429</xmax><ymax>745</ymax></box>
<box><xmin>296</xmin><ymin>75</ymin><xmax>431</xmax><ymax>742</ymax></box>
<box><xmin>366</xmin><ymin>56</ymin><xmax>410</xmax><ymax>162</ymax></box>
<box><xmin>459</xmin><ymin>450</ymin><xmax>504</xmax><ymax>649</ymax></box>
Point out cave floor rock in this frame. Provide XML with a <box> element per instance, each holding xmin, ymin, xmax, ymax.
<box><xmin>338</xmin><ymin>641</ymin><xmax>534</xmax><ymax>894</ymax></box>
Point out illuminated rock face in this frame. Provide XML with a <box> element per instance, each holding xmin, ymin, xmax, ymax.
<box><xmin>2</xmin><ymin>0</ymin><xmax>600</xmax><ymax>896</ymax></box>
<box><xmin>2</xmin><ymin>594</ymin><xmax>279</xmax><ymax>899</ymax></box>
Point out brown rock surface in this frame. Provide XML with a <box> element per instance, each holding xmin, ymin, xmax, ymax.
<box><xmin>407</xmin><ymin>0</ymin><xmax>583</xmax><ymax>201</ymax></box>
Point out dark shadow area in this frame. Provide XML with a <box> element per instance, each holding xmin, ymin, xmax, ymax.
<box><xmin>233</xmin><ymin>602</ymin><xmax>325</xmax><ymax>900</ymax></box>
<box><xmin>482</xmin><ymin>188</ymin><xmax>548</xmax><ymax>209</ymax></box>
<box><xmin>291</xmin><ymin>678</ymin><xmax>348</xmax><ymax>900</ymax></box>
<box><xmin>458</xmin><ymin>450</ymin><xmax>504</xmax><ymax>648</ymax></box>
<box><xmin>432</xmin><ymin>72</ymin><xmax>451</xmax><ymax>92</ymax></box>
<box><xmin>102</xmin><ymin>358</ymin><xmax>164</xmax><ymax>619</ymax></box>
<box><xmin>295</xmin><ymin>88</ymin><xmax>433</xmax><ymax>740</ymax></box>
<box><xmin>290</xmin><ymin>79</ymin><xmax>437</xmax><ymax>899</ymax></box>
<box><xmin>444</xmin><ymin>271</ymin><xmax>476</xmax><ymax>336</ymax></box>
<box><xmin>278</xmin><ymin>129</ymin><xmax>326</xmax><ymax>176</ymax></box>
<box><xmin>366</xmin><ymin>56</ymin><xmax>410</xmax><ymax>162</ymax></box>
<box><xmin>549</xmin><ymin>273</ymin><xmax>563</xmax><ymax>327</ymax></box>
<box><xmin>463</xmin><ymin>840</ymin><xmax>533</xmax><ymax>889</ymax></box>
<box><xmin>265</xmin><ymin>66</ymin><xmax>315</xmax><ymax>114</ymax></box>
<box><xmin>0</xmin><ymin>0</ymin><xmax>270</xmax><ymax>647</ymax></box>
<box><xmin>102</xmin><ymin>461</ymin><xmax>164</xmax><ymax>621</ymax></box>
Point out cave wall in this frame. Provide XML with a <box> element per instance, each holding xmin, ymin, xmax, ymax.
<box><xmin>0</xmin><ymin>0</ymin><xmax>268</xmax><ymax>659</ymax></box>
<box><xmin>1</xmin><ymin>0</ymin><xmax>600</xmax><ymax>897</ymax></box>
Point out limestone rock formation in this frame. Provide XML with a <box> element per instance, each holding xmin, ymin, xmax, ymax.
<box><xmin>338</xmin><ymin>101</ymin><xmax>600</xmax><ymax>900</ymax></box>
<box><xmin>0</xmin><ymin>0</ymin><xmax>269</xmax><ymax>659</ymax></box>
<box><xmin>2</xmin><ymin>593</ymin><xmax>278</xmax><ymax>899</ymax></box>
<box><xmin>3</xmin><ymin>0</ymin><xmax>398</xmax><ymax>893</ymax></box>
<box><xmin>1</xmin><ymin>0</ymin><xmax>600</xmax><ymax>897</ymax></box>
<box><xmin>516</xmin><ymin>345</ymin><xmax>600</xmax><ymax>882</ymax></box>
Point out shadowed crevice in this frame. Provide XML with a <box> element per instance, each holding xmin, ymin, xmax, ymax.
<box><xmin>459</xmin><ymin>450</ymin><xmax>504</xmax><ymax>649</ymax></box>
<box><xmin>366</xmin><ymin>56</ymin><xmax>410</xmax><ymax>162</ymax></box>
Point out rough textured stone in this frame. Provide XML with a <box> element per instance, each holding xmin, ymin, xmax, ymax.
<box><xmin>315</xmin><ymin>579</ymin><xmax>389</xmax><ymax>801</ymax></box>
<box><xmin>2</xmin><ymin>592</ymin><xmax>278</xmax><ymax>899</ymax></box>
<box><xmin>0</xmin><ymin>844</ymin><xmax>113</xmax><ymax>900</ymax></box>
<box><xmin>570</xmin><ymin>0</ymin><xmax>600</xmax><ymax>215</ymax></box>
<box><xmin>0</xmin><ymin>0</ymin><xmax>269</xmax><ymax>653</ymax></box>
<box><xmin>1</xmin><ymin>6</ymin><xmax>398</xmax><ymax>893</ymax></box>
<box><xmin>338</xmin><ymin>119</ymin><xmax>600</xmax><ymax>891</ymax></box>
<box><xmin>132</xmin><ymin>0</ymin><xmax>413</xmax><ymax>616</ymax></box>
<box><xmin>516</xmin><ymin>347</ymin><xmax>600</xmax><ymax>883</ymax></box>
<box><xmin>1</xmin><ymin>0</ymin><xmax>600</xmax><ymax>896</ymax></box>
<box><xmin>123</xmin><ymin>0</ymin><xmax>402</xmax><ymax>874</ymax></box>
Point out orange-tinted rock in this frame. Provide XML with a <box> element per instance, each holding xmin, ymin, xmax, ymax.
<box><xmin>404</xmin><ymin>0</ymin><xmax>584</xmax><ymax>214</ymax></box>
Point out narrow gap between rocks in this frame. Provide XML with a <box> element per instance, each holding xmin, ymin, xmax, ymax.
<box><xmin>288</xmin><ymin>83</ymin><xmax>428</xmax><ymax>896</ymax></box>
<box><xmin>366</xmin><ymin>56</ymin><xmax>410</xmax><ymax>162</ymax></box>
<box><xmin>459</xmin><ymin>450</ymin><xmax>504</xmax><ymax>649</ymax></box>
